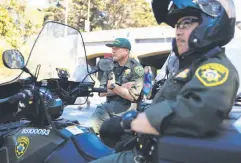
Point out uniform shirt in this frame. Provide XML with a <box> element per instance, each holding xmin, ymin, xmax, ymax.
<box><xmin>145</xmin><ymin>48</ymin><xmax>240</xmax><ymax>136</ymax></box>
<box><xmin>100</xmin><ymin>58</ymin><xmax>144</xmax><ymax>101</ymax></box>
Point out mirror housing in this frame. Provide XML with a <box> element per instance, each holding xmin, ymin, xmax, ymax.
<box><xmin>97</xmin><ymin>58</ymin><xmax>114</xmax><ymax>72</ymax></box>
<box><xmin>2</xmin><ymin>50</ymin><xmax>25</xmax><ymax>69</ymax></box>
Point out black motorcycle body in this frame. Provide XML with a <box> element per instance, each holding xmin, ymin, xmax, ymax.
<box><xmin>0</xmin><ymin>21</ymin><xmax>115</xmax><ymax>163</ymax></box>
<box><xmin>0</xmin><ymin>120</ymin><xmax>113</xmax><ymax>163</ymax></box>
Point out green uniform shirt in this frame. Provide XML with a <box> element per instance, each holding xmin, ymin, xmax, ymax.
<box><xmin>100</xmin><ymin>58</ymin><xmax>144</xmax><ymax>102</ymax></box>
<box><xmin>145</xmin><ymin>49</ymin><xmax>239</xmax><ymax>136</ymax></box>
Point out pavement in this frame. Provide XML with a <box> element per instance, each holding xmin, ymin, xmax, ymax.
<box><xmin>61</xmin><ymin>94</ymin><xmax>153</xmax><ymax>127</ymax></box>
<box><xmin>60</xmin><ymin>93</ymin><xmax>106</xmax><ymax>127</ymax></box>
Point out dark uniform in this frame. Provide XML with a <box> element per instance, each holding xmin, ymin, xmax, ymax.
<box><xmin>146</xmin><ymin>48</ymin><xmax>239</xmax><ymax>136</ymax></box>
<box><xmin>90</xmin><ymin>57</ymin><xmax>144</xmax><ymax>134</ymax></box>
<box><xmin>90</xmin><ymin>47</ymin><xmax>239</xmax><ymax>163</ymax></box>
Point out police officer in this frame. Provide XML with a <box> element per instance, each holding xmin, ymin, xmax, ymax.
<box><xmin>91</xmin><ymin>0</ymin><xmax>239</xmax><ymax>162</ymax></box>
<box><xmin>89</xmin><ymin>38</ymin><xmax>144</xmax><ymax>135</ymax></box>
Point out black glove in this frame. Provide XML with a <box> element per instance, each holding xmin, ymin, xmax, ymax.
<box><xmin>121</xmin><ymin>110</ymin><xmax>138</xmax><ymax>130</ymax></box>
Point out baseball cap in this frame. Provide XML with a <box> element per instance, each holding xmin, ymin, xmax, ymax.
<box><xmin>106</xmin><ymin>38</ymin><xmax>131</xmax><ymax>50</ymax></box>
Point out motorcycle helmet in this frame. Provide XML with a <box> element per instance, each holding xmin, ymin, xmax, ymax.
<box><xmin>152</xmin><ymin>0</ymin><xmax>236</xmax><ymax>51</ymax></box>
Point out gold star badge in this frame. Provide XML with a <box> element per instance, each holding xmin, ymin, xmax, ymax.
<box><xmin>195</xmin><ymin>63</ymin><xmax>229</xmax><ymax>87</ymax></box>
<box><xmin>15</xmin><ymin>136</ymin><xmax>30</xmax><ymax>159</ymax></box>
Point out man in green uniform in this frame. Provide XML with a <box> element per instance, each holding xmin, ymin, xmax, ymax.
<box><xmin>91</xmin><ymin>0</ymin><xmax>239</xmax><ymax>162</ymax></box>
<box><xmin>89</xmin><ymin>38</ymin><xmax>144</xmax><ymax>136</ymax></box>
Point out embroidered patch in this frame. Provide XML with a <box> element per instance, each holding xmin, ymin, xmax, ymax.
<box><xmin>175</xmin><ymin>69</ymin><xmax>190</xmax><ymax>79</ymax></box>
<box><xmin>124</xmin><ymin>69</ymin><xmax>131</xmax><ymax>76</ymax></box>
<box><xmin>134</xmin><ymin>66</ymin><xmax>144</xmax><ymax>77</ymax></box>
<box><xmin>15</xmin><ymin>136</ymin><xmax>30</xmax><ymax>159</ymax></box>
<box><xmin>114</xmin><ymin>40</ymin><xmax>121</xmax><ymax>44</ymax></box>
<box><xmin>195</xmin><ymin>63</ymin><xmax>229</xmax><ymax>87</ymax></box>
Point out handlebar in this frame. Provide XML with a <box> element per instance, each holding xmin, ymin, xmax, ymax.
<box><xmin>9</xmin><ymin>93</ymin><xmax>26</xmax><ymax>102</ymax></box>
<box><xmin>0</xmin><ymin>93</ymin><xmax>26</xmax><ymax>104</ymax></box>
<box><xmin>92</xmin><ymin>87</ymin><xmax>107</xmax><ymax>93</ymax></box>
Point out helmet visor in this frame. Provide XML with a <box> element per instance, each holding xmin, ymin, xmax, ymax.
<box><xmin>192</xmin><ymin>0</ymin><xmax>236</xmax><ymax>18</ymax></box>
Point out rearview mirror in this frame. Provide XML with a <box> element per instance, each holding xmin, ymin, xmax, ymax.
<box><xmin>2</xmin><ymin>50</ymin><xmax>25</xmax><ymax>69</ymax></box>
<box><xmin>97</xmin><ymin>58</ymin><xmax>114</xmax><ymax>72</ymax></box>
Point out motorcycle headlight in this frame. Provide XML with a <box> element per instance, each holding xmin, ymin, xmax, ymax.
<box><xmin>194</xmin><ymin>0</ymin><xmax>222</xmax><ymax>17</ymax></box>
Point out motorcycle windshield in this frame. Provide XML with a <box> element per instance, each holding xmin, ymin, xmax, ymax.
<box><xmin>24</xmin><ymin>21</ymin><xmax>91</xmax><ymax>82</ymax></box>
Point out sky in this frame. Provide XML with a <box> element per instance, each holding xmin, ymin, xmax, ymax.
<box><xmin>234</xmin><ymin>0</ymin><xmax>241</xmax><ymax>21</ymax></box>
<box><xmin>27</xmin><ymin>0</ymin><xmax>50</xmax><ymax>9</ymax></box>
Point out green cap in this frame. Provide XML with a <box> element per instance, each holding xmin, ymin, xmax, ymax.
<box><xmin>106</xmin><ymin>38</ymin><xmax>131</xmax><ymax>50</ymax></box>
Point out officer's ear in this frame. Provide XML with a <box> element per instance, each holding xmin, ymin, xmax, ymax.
<box><xmin>125</xmin><ymin>49</ymin><xmax>130</xmax><ymax>55</ymax></box>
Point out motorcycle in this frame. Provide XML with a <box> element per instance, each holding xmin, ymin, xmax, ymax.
<box><xmin>0</xmin><ymin>21</ymin><xmax>115</xmax><ymax>163</ymax></box>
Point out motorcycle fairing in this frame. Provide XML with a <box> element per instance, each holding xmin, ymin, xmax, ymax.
<box><xmin>4</xmin><ymin>126</ymin><xmax>64</xmax><ymax>163</ymax></box>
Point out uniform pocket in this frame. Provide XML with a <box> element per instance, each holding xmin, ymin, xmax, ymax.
<box><xmin>122</xmin><ymin>73</ymin><xmax>132</xmax><ymax>83</ymax></box>
<box><xmin>161</xmin><ymin>78</ymin><xmax>186</xmax><ymax>100</ymax></box>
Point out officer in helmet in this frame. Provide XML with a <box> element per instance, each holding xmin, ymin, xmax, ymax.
<box><xmin>91</xmin><ymin>0</ymin><xmax>239</xmax><ymax>162</ymax></box>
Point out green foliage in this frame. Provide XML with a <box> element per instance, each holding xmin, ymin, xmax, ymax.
<box><xmin>43</xmin><ymin>0</ymin><xmax>157</xmax><ymax>31</ymax></box>
<box><xmin>0</xmin><ymin>0</ymin><xmax>43</xmax><ymax>48</ymax></box>
<box><xmin>0</xmin><ymin>0</ymin><xmax>44</xmax><ymax>70</ymax></box>
<box><xmin>43</xmin><ymin>6</ymin><xmax>65</xmax><ymax>23</ymax></box>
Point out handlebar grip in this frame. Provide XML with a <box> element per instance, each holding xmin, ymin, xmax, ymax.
<box><xmin>9</xmin><ymin>93</ymin><xmax>25</xmax><ymax>103</ymax></box>
<box><xmin>0</xmin><ymin>93</ymin><xmax>25</xmax><ymax>104</ymax></box>
<box><xmin>92</xmin><ymin>88</ymin><xmax>107</xmax><ymax>93</ymax></box>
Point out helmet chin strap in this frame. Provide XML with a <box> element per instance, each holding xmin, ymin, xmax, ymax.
<box><xmin>171</xmin><ymin>39</ymin><xmax>179</xmax><ymax>56</ymax></box>
<box><xmin>172</xmin><ymin>38</ymin><xmax>196</xmax><ymax>57</ymax></box>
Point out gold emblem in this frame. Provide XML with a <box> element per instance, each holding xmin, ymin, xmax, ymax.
<box><xmin>195</xmin><ymin>63</ymin><xmax>229</xmax><ymax>87</ymax></box>
<box><xmin>175</xmin><ymin>69</ymin><xmax>190</xmax><ymax>78</ymax></box>
<box><xmin>15</xmin><ymin>136</ymin><xmax>30</xmax><ymax>159</ymax></box>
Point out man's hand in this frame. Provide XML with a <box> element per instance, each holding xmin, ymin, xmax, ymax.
<box><xmin>131</xmin><ymin>112</ymin><xmax>160</xmax><ymax>135</ymax></box>
<box><xmin>122</xmin><ymin>82</ymin><xmax>135</xmax><ymax>89</ymax></box>
<box><xmin>107</xmin><ymin>80</ymin><xmax>112</xmax><ymax>89</ymax></box>
<box><xmin>99</xmin><ymin>80</ymin><xmax>116</xmax><ymax>97</ymax></box>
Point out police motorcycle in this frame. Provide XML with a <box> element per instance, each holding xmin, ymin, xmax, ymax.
<box><xmin>0</xmin><ymin>21</ymin><xmax>116</xmax><ymax>163</ymax></box>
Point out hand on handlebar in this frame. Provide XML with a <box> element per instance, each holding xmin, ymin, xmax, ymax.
<box><xmin>120</xmin><ymin>110</ymin><xmax>138</xmax><ymax>132</ymax></box>
<box><xmin>7</xmin><ymin>89</ymin><xmax>33</xmax><ymax>103</ymax></box>
<box><xmin>131</xmin><ymin>112</ymin><xmax>160</xmax><ymax>135</ymax></box>
<box><xmin>120</xmin><ymin>110</ymin><xmax>160</xmax><ymax>135</ymax></box>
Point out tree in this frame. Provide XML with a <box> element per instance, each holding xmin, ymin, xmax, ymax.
<box><xmin>0</xmin><ymin>0</ymin><xmax>43</xmax><ymax>48</ymax></box>
<box><xmin>100</xmin><ymin>0</ymin><xmax>157</xmax><ymax>30</ymax></box>
<box><xmin>42</xmin><ymin>0</ymin><xmax>157</xmax><ymax>31</ymax></box>
<box><xmin>0</xmin><ymin>0</ymin><xmax>44</xmax><ymax>68</ymax></box>
<box><xmin>43</xmin><ymin>6</ymin><xmax>65</xmax><ymax>23</ymax></box>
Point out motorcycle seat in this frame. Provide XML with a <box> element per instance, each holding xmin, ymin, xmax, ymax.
<box><xmin>75</xmin><ymin>132</ymin><xmax>115</xmax><ymax>159</ymax></box>
<box><xmin>156</xmin><ymin>111</ymin><xmax>241</xmax><ymax>163</ymax></box>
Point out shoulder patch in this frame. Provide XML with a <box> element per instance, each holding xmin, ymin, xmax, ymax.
<box><xmin>134</xmin><ymin>66</ymin><xmax>144</xmax><ymax>77</ymax></box>
<box><xmin>195</xmin><ymin>63</ymin><xmax>229</xmax><ymax>87</ymax></box>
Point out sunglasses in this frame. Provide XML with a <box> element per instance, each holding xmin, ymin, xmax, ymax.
<box><xmin>175</xmin><ymin>18</ymin><xmax>200</xmax><ymax>29</ymax></box>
